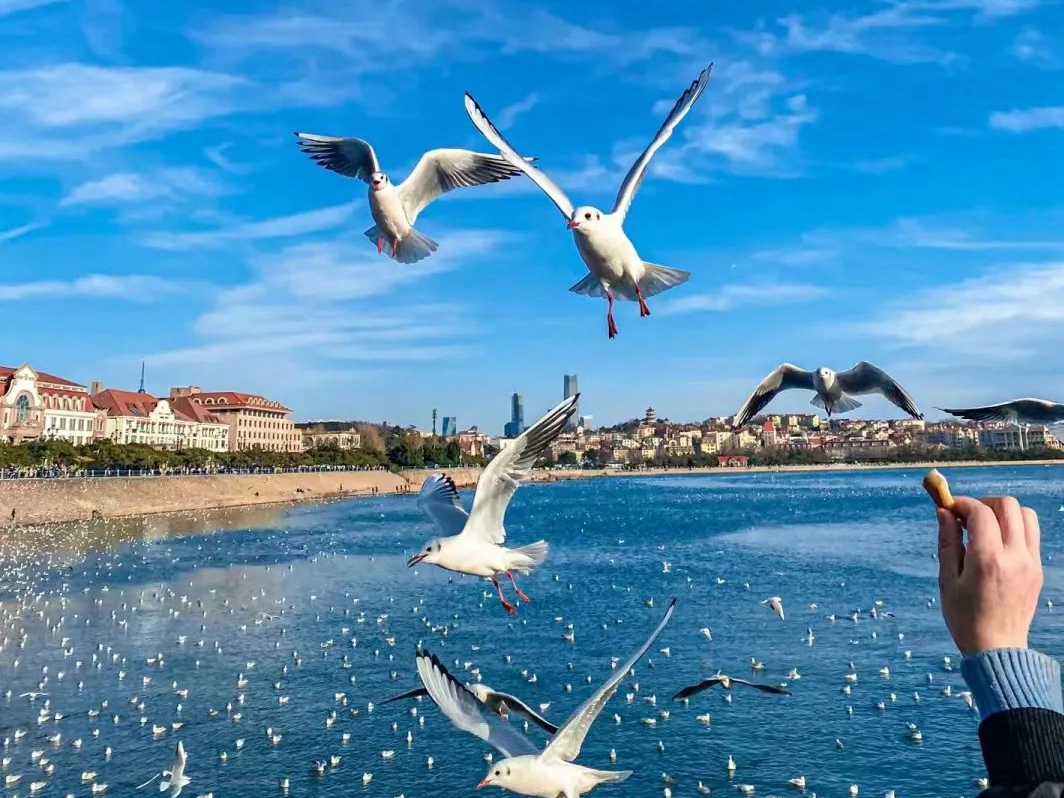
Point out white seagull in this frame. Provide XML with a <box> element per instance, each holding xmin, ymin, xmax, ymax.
<box><xmin>761</xmin><ymin>597</ymin><xmax>785</xmax><ymax>620</ymax></box>
<box><xmin>408</xmin><ymin>395</ymin><xmax>578</xmax><ymax>614</ymax></box>
<box><xmin>939</xmin><ymin>398</ymin><xmax>1064</xmax><ymax>425</ymax></box>
<box><xmin>294</xmin><ymin>132</ymin><xmax>528</xmax><ymax>263</ymax></box>
<box><xmin>415</xmin><ymin>600</ymin><xmax>676</xmax><ymax>797</ymax></box>
<box><xmin>733</xmin><ymin>361</ymin><xmax>923</xmax><ymax>428</ymax></box>
<box><xmin>464</xmin><ymin>66</ymin><xmax>712</xmax><ymax>339</ymax></box>
<box><xmin>137</xmin><ymin>741</ymin><xmax>190</xmax><ymax>796</ymax></box>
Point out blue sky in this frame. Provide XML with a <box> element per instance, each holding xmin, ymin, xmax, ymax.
<box><xmin>3</xmin><ymin>0</ymin><xmax>1064</xmax><ymax>432</ymax></box>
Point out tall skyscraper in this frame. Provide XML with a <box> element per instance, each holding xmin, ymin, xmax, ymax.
<box><xmin>441</xmin><ymin>416</ymin><xmax>457</xmax><ymax>437</ymax></box>
<box><xmin>563</xmin><ymin>374</ymin><xmax>579</xmax><ymax>429</ymax></box>
<box><xmin>504</xmin><ymin>392</ymin><xmax>524</xmax><ymax>438</ymax></box>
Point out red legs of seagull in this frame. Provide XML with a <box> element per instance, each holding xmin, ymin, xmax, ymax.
<box><xmin>506</xmin><ymin>571</ymin><xmax>531</xmax><ymax>604</ymax></box>
<box><xmin>376</xmin><ymin>236</ymin><xmax>385</xmax><ymax>254</ymax></box>
<box><xmin>635</xmin><ymin>284</ymin><xmax>651</xmax><ymax>317</ymax></box>
<box><xmin>491</xmin><ymin>577</ymin><xmax>517</xmax><ymax>616</ymax></box>
<box><xmin>606</xmin><ymin>290</ymin><xmax>619</xmax><ymax>339</ymax></box>
<box><xmin>390</xmin><ymin>238</ymin><xmax>399</xmax><ymax>257</ymax></box>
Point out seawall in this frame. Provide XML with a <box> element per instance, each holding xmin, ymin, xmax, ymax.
<box><xmin>2</xmin><ymin>460</ymin><xmax>1059</xmax><ymax>527</ymax></box>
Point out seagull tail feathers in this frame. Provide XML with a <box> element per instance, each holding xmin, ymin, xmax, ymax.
<box><xmin>510</xmin><ymin>540</ymin><xmax>549</xmax><ymax>573</ymax></box>
<box><xmin>638</xmin><ymin>263</ymin><xmax>691</xmax><ymax>298</ymax></box>
<box><xmin>586</xmin><ymin>768</ymin><xmax>633</xmax><ymax>785</ymax></box>
<box><xmin>394</xmin><ymin>229</ymin><xmax>439</xmax><ymax>264</ymax></box>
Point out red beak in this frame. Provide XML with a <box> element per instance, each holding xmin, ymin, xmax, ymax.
<box><xmin>476</xmin><ymin>780</ymin><xmax>489</xmax><ymax>790</ymax></box>
<box><xmin>566</xmin><ymin>220</ymin><xmax>580</xmax><ymax>229</ymax></box>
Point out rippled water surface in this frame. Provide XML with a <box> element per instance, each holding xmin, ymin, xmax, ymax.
<box><xmin>3</xmin><ymin>465</ymin><xmax>1064</xmax><ymax>798</ymax></box>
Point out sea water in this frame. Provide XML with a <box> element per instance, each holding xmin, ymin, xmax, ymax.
<box><xmin>2</xmin><ymin>465</ymin><xmax>1063</xmax><ymax>798</ymax></box>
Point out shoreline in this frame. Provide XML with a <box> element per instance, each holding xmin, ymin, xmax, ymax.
<box><xmin>1</xmin><ymin>459</ymin><xmax>1060</xmax><ymax>527</ymax></box>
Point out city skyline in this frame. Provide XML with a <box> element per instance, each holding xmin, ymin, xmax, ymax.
<box><xmin>3</xmin><ymin>0</ymin><xmax>1064</xmax><ymax>428</ymax></box>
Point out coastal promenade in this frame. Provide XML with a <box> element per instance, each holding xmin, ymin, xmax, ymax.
<box><xmin>2</xmin><ymin>460</ymin><xmax>1062</xmax><ymax>527</ymax></box>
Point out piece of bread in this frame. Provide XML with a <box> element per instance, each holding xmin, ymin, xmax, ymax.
<box><xmin>922</xmin><ymin>469</ymin><xmax>956</xmax><ymax>513</ymax></box>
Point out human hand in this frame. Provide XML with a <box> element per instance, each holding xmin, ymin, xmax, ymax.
<box><xmin>937</xmin><ymin>496</ymin><xmax>1042</xmax><ymax>656</ymax></box>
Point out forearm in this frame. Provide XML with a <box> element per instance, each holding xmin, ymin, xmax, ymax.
<box><xmin>963</xmin><ymin>649</ymin><xmax>1064</xmax><ymax>785</ymax></box>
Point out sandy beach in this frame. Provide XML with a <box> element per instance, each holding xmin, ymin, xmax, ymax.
<box><xmin>1</xmin><ymin>459</ymin><xmax>1061</xmax><ymax>527</ymax></box>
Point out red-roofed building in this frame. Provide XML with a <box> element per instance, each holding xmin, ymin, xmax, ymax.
<box><xmin>169</xmin><ymin>386</ymin><xmax>303</xmax><ymax>452</ymax></box>
<box><xmin>92</xmin><ymin>387</ymin><xmax>229</xmax><ymax>452</ymax></box>
<box><xmin>1</xmin><ymin>364</ymin><xmax>105</xmax><ymax>445</ymax></box>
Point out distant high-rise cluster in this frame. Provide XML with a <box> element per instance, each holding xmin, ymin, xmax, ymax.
<box><xmin>441</xmin><ymin>416</ymin><xmax>457</xmax><ymax>437</ymax></box>
<box><xmin>504</xmin><ymin>392</ymin><xmax>524</xmax><ymax>438</ymax></box>
<box><xmin>563</xmin><ymin>374</ymin><xmax>579</xmax><ymax>429</ymax></box>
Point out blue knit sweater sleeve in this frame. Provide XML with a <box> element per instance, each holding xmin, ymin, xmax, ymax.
<box><xmin>961</xmin><ymin>648</ymin><xmax>1063</xmax><ymax>721</ymax></box>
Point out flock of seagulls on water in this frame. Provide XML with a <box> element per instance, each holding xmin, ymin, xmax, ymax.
<box><xmin>0</xmin><ymin>401</ymin><xmax>1016</xmax><ymax>798</ymax></box>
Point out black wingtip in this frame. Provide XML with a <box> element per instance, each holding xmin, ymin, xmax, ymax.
<box><xmin>668</xmin><ymin>597</ymin><xmax>677</xmax><ymax>608</ymax></box>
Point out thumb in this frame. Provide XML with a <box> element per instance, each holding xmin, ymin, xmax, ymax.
<box><xmin>937</xmin><ymin>508</ymin><xmax>964</xmax><ymax>588</ymax></box>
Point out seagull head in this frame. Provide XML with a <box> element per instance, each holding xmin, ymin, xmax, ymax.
<box><xmin>407</xmin><ymin>539</ymin><xmax>442</xmax><ymax>567</ymax></box>
<box><xmin>816</xmin><ymin>367</ymin><xmax>835</xmax><ymax>385</ymax></box>
<box><xmin>370</xmin><ymin>172</ymin><xmax>390</xmax><ymax>191</ymax></box>
<box><xmin>477</xmin><ymin>761</ymin><xmax>514</xmax><ymax>790</ymax></box>
<box><xmin>567</xmin><ymin>206</ymin><xmax>603</xmax><ymax>231</ymax></box>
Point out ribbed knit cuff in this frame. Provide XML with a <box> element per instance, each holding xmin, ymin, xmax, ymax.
<box><xmin>962</xmin><ymin>648</ymin><xmax>1063</xmax><ymax>721</ymax></box>
<box><xmin>978</xmin><ymin>708</ymin><xmax>1064</xmax><ymax>785</ymax></box>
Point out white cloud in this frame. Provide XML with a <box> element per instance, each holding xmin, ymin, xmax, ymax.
<box><xmin>657</xmin><ymin>282</ymin><xmax>826</xmax><ymax>316</ymax></box>
<box><xmin>990</xmin><ymin>105</ymin><xmax>1064</xmax><ymax>132</ymax></box>
<box><xmin>853</xmin><ymin>154</ymin><xmax>915</xmax><ymax>174</ymax></box>
<box><xmin>142</xmin><ymin>202</ymin><xmax>357</xmax><ymax>250</ymax></box>
<box><xmin>0</xmin><ymin>274</ymin><xmax>197</xmax><ymax>301</ymax></box>
<box><xmin>148</xmin><ymin>229</ymin><xmax>511</xmax><ymax>374</ymax></box>
<box><xmin>0</xmin><ymin>64</ymin><xmax>247</xmax><ymax>161</ymax></box>
<box><xmin>861</xmin><ymin>262</ymin><xmax>1064</xmax><ymax>360</ymax></box>
<box><xmin>61</xmin><ymin>168</ymin><xmax>227</xmax><ymax>207</ymax></box>
<box><xmin>1011</xmin><ymin>28</ymin><xmax>1059</xmax><ymax>67</ymax></box>
<box><xmin>0</xmin><ymin>222</ymin><xmax>45</xmax><ymax>242</ymax></box>
<box><xmin>495</xmin><ymin>92</ymin><xmax>541</xmax><ymax>129</ymax></box>
<box><xmin>0</xmin><ymin>0</ymin><xmax>66</xmax><ymax>16</ymax></box>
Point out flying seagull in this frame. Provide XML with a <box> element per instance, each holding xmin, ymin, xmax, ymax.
<box><xmin>939</xmin><ymin>398</ymin><xmax>1064</xmax><ymax>425</ymax></box>
<box><xmin>733</xmin><ymin>362</ymin><xmax>922</xmax><ymax>428</ymax></box>
<box><xmin>382</xmin><ymin>683</ymin><xmax>559</xmax><ymax>735</ymax></box>
<box><xmin>137</xmin><ymin>741</ymin><xmax>190</xmax><ymax>796</ymax></box>
<box><xmin>408</xmin><ymin>395</ymin><xmax>579</xmax><ymax>614</ymax></box>
<box><xmin>672</xmin><ymin>673</ymin><xmax>791</xmax><ymax>701</ymax></box>
<box><xmin>464</xmin><ymin>66</ymin><xmax>712</xmax><ymax>339</ymax></box>
<box><xmin>415</xmin><ymin>599</ymin><xmax>676</xmax><ymax>797</ymax></box>
<box><xmin>761</xmin><ymin>596</ymin><xmax>785</xmax><ymax>620</ymax></box>
<box><xmin>294</xmin><ymin>132</ymin><xmax>528</xmax><ymax>263</ymax></box>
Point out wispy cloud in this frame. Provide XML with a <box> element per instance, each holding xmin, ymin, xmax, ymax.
<box><xmin>657</xmin><ymin>282</ymin><xmax>826</xmax><ymax>316</ymax></box>
<box><xmin>853</xmin><ymin>154</ymin><xmax>915</xmax><ymax>174</ymax></box>
<box><xmin>0</xmin><ymin>0</ymin><xmax>66</xmax><ymax>16</ymax></box>
<box><xmin>861</xmin><ymin>261</ymin><xmax>1064</xmax><ymax>359</ymax></box>
<box><xmin>148</xmin><ymin>230</ymin><xmax>512</xmax><ymax>375</ymax></box>
<box><xmin>0</xmin><ymin>222</ymin><xmax>45</xmax><ymax>242</ymax></box>
<box><xmin>0</xmin><ymin>64</ymin><xmax>247</xmax><ymax>161</ymax></box>
<box><xmin>990</xmin><ymin>105</ymin><xmax>1064</xmax><ymax>132</ymax></box>
<box><xmin>143</xmin><ymin>203</ymin><xmax>357</xmax><ymax>250</ymax></box>
<box><xmin>0</xmin><ymin>274</ymin><xmax>198</xmax><ymax>302</ymax></box>
<box><xmin>1011</xmin><ymin>28</ymin><xmax>1059</xmax><ymax>67</ymax></box>
<box><xmin>61</xmin><ymin>168</ymin><xmax>228</xmax><ymax>208</ymax></box>
<box><xmin>495</xmin><ymin>93</ymin><xmax>541</xmax><ymax>129</ymax></box>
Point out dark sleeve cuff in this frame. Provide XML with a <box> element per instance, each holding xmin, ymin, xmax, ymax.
<box><xmin>980</xmin><ymin>707</ymin><xmax>1064</xmax><ymax>785</ymax></box>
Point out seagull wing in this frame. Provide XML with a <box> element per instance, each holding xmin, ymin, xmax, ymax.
<box><xmin>612</xmin><ymin>65</ymin><xmax>712</xmax><ymax>221</ymax></box>
<box><xmin>487</xmin><ymin>690</ymin><xmax>560</xmax><ymax>735</ymax></box>
<box><xmin>293</xmin><ymin>133</ymin><xmax>380</xmax><ymax>183</ymax></box>
<box><xmin>733</xmin><ymin>364</ymin><xmax>815</xmax><ymax>428</ymax></box>
<box><xmin>380</xmin><ymin>686</ymin><xmax>429</xmax><ymax>705</ymax></box>
<box><xmin>837</xmin><ymin>362</ymin><xmax>923</xmax><ymax>419</ymax></box>
<box><xmin>463</xmin><ymin>394</ymin><xmax>579</xmax><ymax>545</ymax></box>
<box><xmin>397</xmin><ymin>149</ymin><xmax>529</xmax><ymax>223</ymax></box>
<box><xmin>416</xmin><ymin>651</ymin><xmax>538</xmax><ymax>758</ymax></box>
<box><xmin>939</xmin><ymin>398</ymin><xmax>1064</xmax><ymax>424</ymax></box>
<box><xmin>544</xmin><ymin>599</ymin><xmax>676</xmax><ymax>763</ymax></box>
<box><xmin>416</xmin><ymin>474</ymin><xmax>468</xmax><ymax>536</ymax></box>
<box><xmin>464</xmin><ymin>93</ymin><xmax>574</xmax><ymax>220</ymax></box>
<box><xmin>671</xmin><ymin>676</ymin><xmax>724</xmax><ymax>701</ymax></box>
<box><xmin>727</xmin><ymin>677</ymin><xmax>791</xmax><ymax>695</ymax></box>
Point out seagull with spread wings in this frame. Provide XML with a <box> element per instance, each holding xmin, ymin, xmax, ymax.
<box><xmin>939</xmin><ymin>398</ymin><xmax>1064</xmax><ymax>425</ymax></box>
<box><xmin>382</xmin><ymin>681</ymin><xmax>559</xmax><ymax>735</ymax></box>
<box><xmin>464</xmin><ymin>66</ymin><xmax>712</xmax><ymax>339</ymax></box>
<box><xmin>408</xmin><ymin>394</ymin><xmax>578</xmax><ymax>614</ymax></box>
<box><xmin>414</xmin><ymin>599</ymin><xmax>675</xmax><ymax>797</ymax></box>
<box><xmin>672</xmin><ymin>672</ymin><xmax>791</xmax><ymax>702</ymax></box>
<box><xmin>732</xmin><ymin>362</ymin><xmax>923</xmax><ymax>429</ymax></box>
<box><xmin>294</xmin><ymin>132</ymin><xmax>528</xmax><ymax>264</ymax></box>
